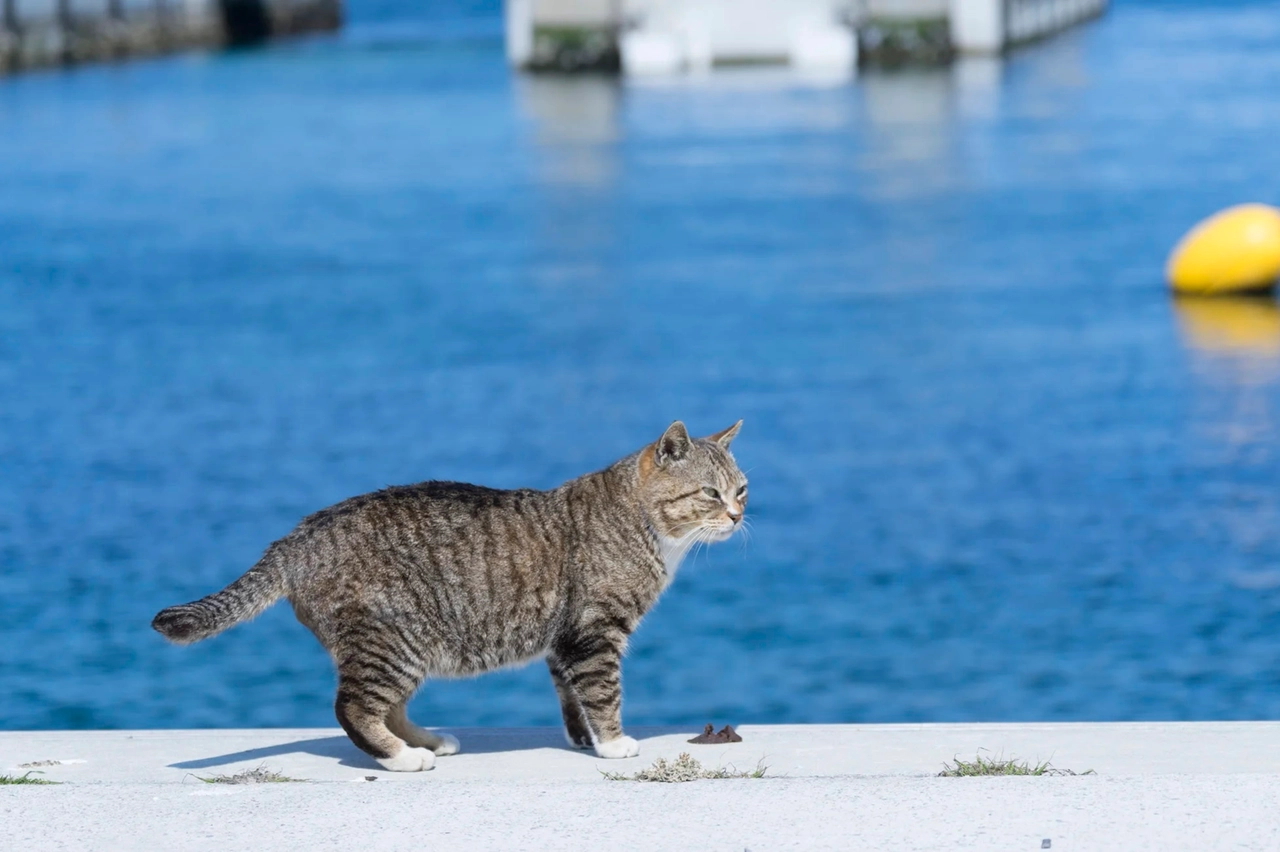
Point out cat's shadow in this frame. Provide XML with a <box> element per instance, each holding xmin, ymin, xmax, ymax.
<box><xmin>170</xmin><ymin>735</ymin><xmax>373</xmax><ymax>771</ymax></box>
<box><xmin>168</xmin><ymin>728</ymin><xmax>592</xmax><ymax>771</ymax></box>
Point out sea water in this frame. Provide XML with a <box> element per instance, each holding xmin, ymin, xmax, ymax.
<box><xmin>3</xmin><ymin>0</ymin><xmax>1280</xmax><ymax>729</ymax></box>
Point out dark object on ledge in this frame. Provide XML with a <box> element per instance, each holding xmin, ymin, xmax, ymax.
<box><xmin>221</xmin><ymin>0</ymin><xmax>272</xmax><ymax>45</ymax></box>
<box><xmin>688</xmin><ymin>724</ymin><xmax>743</xmax><ymax>744</ymax></box>
<box><xmin>527</xmin><ymin>25</ymin><xmax>620</xmax><ymax>74</ymax></box>
<box><xmin>857</xmin><ymin>17</ymin><xmax>953</xmax><ymax>68</ymax></box>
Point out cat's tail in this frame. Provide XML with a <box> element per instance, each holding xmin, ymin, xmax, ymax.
<box><xmin>152</xmin><ymin>551</ymin><xmax>286</xmax><ymax>645</ymax></box>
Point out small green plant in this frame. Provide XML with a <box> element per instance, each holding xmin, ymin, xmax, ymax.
<box><xmin>939</xmin><ymin>752</ymin><xmax>1094</xmax><ymax>777</ymax></box>
<box><xmin>194</xmin><ymin>765</ymin><xmax>304</xmax><ymax>784</ymax></box>
<box><xmin>602</xmin><ymin>752</ymin><xmax>767</xmax><ymax>783</ymax></box>
<box><xmin>0</xmin><ymin>771</ymin><xmax>58</xmax><ymax>785</ymax></box>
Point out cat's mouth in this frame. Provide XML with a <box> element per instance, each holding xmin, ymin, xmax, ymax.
<box><xmin>703</xmin><ymin>522</ymin><xmax>739</xmax><ymax>542</ymax></box>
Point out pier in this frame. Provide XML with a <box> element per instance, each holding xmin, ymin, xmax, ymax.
<box><xmin>0</xmin><ymin>0</ymin><xmax>341</xmax><ymax>75</ymax></box>
<box><xmin>506</xmin><ymin>0</ymin><xmax>1109</xmax><ymax>73</ymax></box>
<box><xmin>4</xmin><ymin>724</ymin><xmax>1279</xmax><ymax>849</ymax></box>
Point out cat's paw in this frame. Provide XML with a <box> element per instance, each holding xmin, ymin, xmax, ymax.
<box><xmin>594</xmin><ymin>735</ymin><xmax>640</xmax><ymax>759</ymax></box>
<box><xmin>377</xmin><ymin>746</ymin><xmax>436</xmax><ymax>772</ymax></box>
<box><xmin>433</xmin><ymin>734</ymin><xmax>460</xmax><ymax>756</ymax></box>
<box><xmin>564</xmin><ymin>729</ymin><xmax>593</xmax><ymax>750</ymax></box>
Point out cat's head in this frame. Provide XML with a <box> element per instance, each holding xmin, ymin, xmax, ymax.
<box><xmin>637</xmin><ymin>420</ymin><xmax>748</xmax><ymax>544</ymax></box>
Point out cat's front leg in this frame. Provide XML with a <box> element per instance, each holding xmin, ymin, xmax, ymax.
<box><xmin>551</xmin><ymin>634</ymin><xmax>639</xmax><ymax>759</ymax></box>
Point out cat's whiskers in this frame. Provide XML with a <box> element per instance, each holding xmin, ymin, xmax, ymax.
<box><xmin>693</xmin><ymin>530</ymin><xmax>715</xmax><ymax>566</ymax></box>
<box><xmin>670</xmin><ymin>521</ymin><xmax>730</xmax><ymax>574</ymax></box>
<box><xmin>690</xmin><ymin>523</ymin><xmax>731</xmax><ymax>567</ymax></box>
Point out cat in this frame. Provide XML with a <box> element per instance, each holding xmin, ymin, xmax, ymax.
<box><xmin>152</xmin><ymin>420</ymin><xmax>748</xmax><ymax>771</ymax></box>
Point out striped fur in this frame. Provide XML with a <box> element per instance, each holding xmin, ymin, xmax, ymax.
<box><xmin>152</xmin><ymin>421</ymin><xmax>747</xmax><ymax>770</ymax></box>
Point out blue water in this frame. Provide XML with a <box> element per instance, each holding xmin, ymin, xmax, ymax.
<box><xmin>4</xmin><ymin>0</ymin><xmax>1280</xmax><ymax>731</ymax></box>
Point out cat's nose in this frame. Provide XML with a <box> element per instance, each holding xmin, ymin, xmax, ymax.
<box><xmin>726</xmin><ymin>508</ymin><xmax>743</xmax><ymax>524</ymax></box>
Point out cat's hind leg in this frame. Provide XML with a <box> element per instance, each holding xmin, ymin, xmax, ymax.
<box><xmin>387</xmin><ymin>699</ymin><xmax>460</xmax><ymax>756</ymax></box>
<box><xmin>334</xmin><ymin>665</ymin><xmax>435</xmax><ymax>772</ymax></box>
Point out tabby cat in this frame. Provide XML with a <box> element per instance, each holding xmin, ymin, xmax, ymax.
<box><xmin>153</xmin><ymin>420</ymin><xmax>747</xmax><ymax>771</ymax></box>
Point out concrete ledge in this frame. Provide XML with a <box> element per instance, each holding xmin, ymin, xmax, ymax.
<box><xmin>5</xmin><ymin>722</ymin><xmax>1280</xmax><ymax>782</ymax></box>
<box><xmin>5</xmin><ymin>724</ymin><xmax>1280</xmax><ymax>849</ymax></box>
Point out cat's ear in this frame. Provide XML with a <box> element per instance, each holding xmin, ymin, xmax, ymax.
<box><xmin>655</xmin><ymin>421</ymin><xmax>692</xmax><ymax>465</ymax></box>
<box><xmin>707</xmin><ymin>420</ymin><xmax>742</xmax><ymax>449</ymax></box>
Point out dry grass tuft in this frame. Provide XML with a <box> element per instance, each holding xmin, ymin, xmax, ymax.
<box><xmin>195</xmin><ymin>765</ymin><xmax>305</xmax><ymax>784</ymax></box>
<box><xmin>602</xmin><ymin>752</ymin><xmax>767</xmax><ymax>782</ymax></box>
<box><xmin>939</xmin><ymin>752</ymin><xmax>1094</xmax><ymax>777</ymax></box>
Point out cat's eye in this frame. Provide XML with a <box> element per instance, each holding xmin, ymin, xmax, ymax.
<box><xmin>736</xmin><ymin>485</ymin><xmax>748</xmax><ymax>497</ymax></box>
<box><xmin>702</xmin><ymin>486</ymin><xmax>721</xmax><ymax>500</ymax></box>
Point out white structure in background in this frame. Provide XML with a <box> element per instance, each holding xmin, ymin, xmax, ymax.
<box><xmin>504</xmin><ymin>0</ymin><xmax>1109</xmax><ymax>74</ymax></box>
<box><xmin>619</xmin><ymin>0</ymin><xmax>856</xmax><ymax>75</ymax></box>
<box><xmin>950</xmin><ymin>0</ymin><xmax>1108</xmax><ymax>54</ymax></box>
<box><xmin>504</xmin><ymin>0</ymin><xmax>857</xmax><ymax>73</ymax></box>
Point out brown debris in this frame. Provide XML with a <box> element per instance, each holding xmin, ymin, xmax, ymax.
<box><xmin>688</xmin><ymin>724</ymin><xmax>743</xmax><ymax>745</ymax></box>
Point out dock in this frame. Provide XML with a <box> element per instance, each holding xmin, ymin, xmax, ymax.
<box><xmin>3</xmin><ymin>723</ymin><xmax>1279</xmax><ymax>849</ymax></box>
<box><xmin>506</xmin><ymin>0</ymin><xmax>1109</xmax><ymax>74</ymax></box>
<box><xmin>0</xmin><ymin>0</ymin><xmax>341</xmax><ymax>75</ymax></box>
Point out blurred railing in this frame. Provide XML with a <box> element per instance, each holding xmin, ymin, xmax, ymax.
<box><xmin>0</xmin><ymin>0</ymin><xmax>341</xmax><ymax>74</ymax></box>
<box><xmin>951</xmin><ymin>0</ymin><xmax>1106</xmax><ymax>54</ymax></box>
<box><xmin>1003</xmin><ymin>0</ymin><xmax>1106</xmax><ymax>47</ymax></box>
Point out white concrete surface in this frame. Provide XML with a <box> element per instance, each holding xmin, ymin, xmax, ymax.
<box><xmin>8</xmin><ymin>722</ymin><xmax>1280</xmax><ymax>783</ymax></box>
<box><xmin>620</xmin><ymin>0</ymin><xmax>855</xmax><ymax>73</ymax></box>
<box><xmin>4</xmin><ymin>723</ymin><xmax>1280</xmax><ymax>850</ymax></box>
<box><xmin>506</xmin><ymin>0</ymin><xmax>1107</xmax><ymax>71</ymax></box>
<box><xmin>534</xmin><ymin>0</ymin><xmax>616</xmax><ymax>27</ymax></box>
<box><xmin>8</xmin><ymin>775</ymin><xmax>1280</xmax><ymax>851</ymax></box>
<box><xmin>509</xmin><ymin>0</ymin><xmax>857</xmax><ymax>74</ymax></box>
<box><xmin>789</xmin><ymin>22</ymin><xmax>857</xmax><ymax>73</ymax></box>
<box><xmin>506</xmin><ymin>0</ymin><xmax>534</xmax><ymax>66</ymax></box>
<box><xmin>619</xmin><ymin>30</ymin><xmax>684</xmax><ymax>75</ymax></box>
<box><xmin>950</xmin><ymin>0</ymin><xmax>1005</xmax><ymax>54</ymax></box>
<box><xmin>868</xmin><ymin>0</ymin><xmax>949</xmax><ymax>16</ymax></box>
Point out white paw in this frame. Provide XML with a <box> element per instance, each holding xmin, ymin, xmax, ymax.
<box><xmin>594</xmin><ymin>735</ymin><xmax>640</xmax><ymax>759</ymax></box>
<box><xmin>433</xmin><ymin>734</ymin><xmax>460</xmax><ymax>756</ymax></box>
<box><xmin>377</xmin><ymin>746</ymin><xmax>436</xmax><ymax>772</ymax></box>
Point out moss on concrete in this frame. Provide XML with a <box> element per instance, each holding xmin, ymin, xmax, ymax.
<box><xmin>528</xmin><ymin>25</ymin><xmax>619</xmax><ymax>73</ymax></box>
<box><xmin>939</xmin><ymin>753</ymin><xmax>1095</xmax><ymax>777</ymax></box>
<box><xmin>858</xmin><ymin>17</ymin><xmax>952</xmax><ymax>67</ymax></box>
<box><xmin>602</xmin><ymin>752</ymin><xmax>767</xmax><ymax>782</ymax></box>
<box><xmin>195</xmin><ymin>765</ymin><xmax>305</xmax><ymax>784</ymax></box>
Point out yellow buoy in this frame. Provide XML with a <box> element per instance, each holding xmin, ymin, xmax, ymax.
<box><xmin>1167</xmin><ymin>204</ymin><xmax>1280</xmax><ymax>296</ymax></box>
